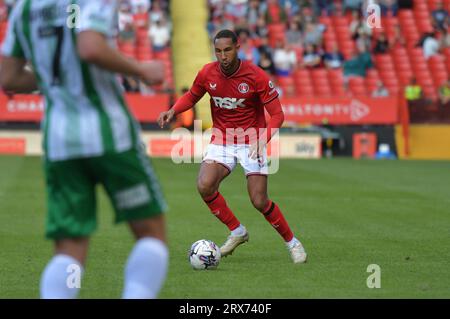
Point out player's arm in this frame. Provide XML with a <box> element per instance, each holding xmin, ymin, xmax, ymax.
<box><xmin>158</xmin><ymin>91</ymin><xmax>203</xmax><ymax>128</ymax></box>
<box><xmin>158</xmin><ymin>69</ymin><xmax>207</xmax><ymax>128</ymax></box>
<box><xmin>249</xmin><ymin>69</ymin><xmax>284</xmax><ymax>159</ymax></box>
<box><xmin>0</xmin><ymin>4</ymin><xmax>37</xmax><ymax>93</ymax></box>
<box><xmin>76</xmin><ymin>1</ymin><xmax>163</xmax><ymax>85</ymax></box>
<box><xmin>249</xmin><ymin>97</ymin><xmax>284</xmax><ymax>160</ymax></box>
<box><xmin>262</xmin><ymin>97</ymin><xmax>284</xmax><ymax>143</ymax></box>
<box><xmin>0</xmin><ymin>58</ymin><xmax>38</xmax><ymax>93</ymax></box>
<box><xmin>77</xmin><ymin>31</ymin><xmax>163</xmax><ymax>85</ymax></box>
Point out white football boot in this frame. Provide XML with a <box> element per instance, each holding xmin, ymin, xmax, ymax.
<box><xmin>220</xmin><ymin>231</ymin><xmax>249</xmax><ymax>257</ymax></box>
<box><xmin>289</xmin><ymin>241</ymin><xmax>308</xmax><ymax>264</ymax></box>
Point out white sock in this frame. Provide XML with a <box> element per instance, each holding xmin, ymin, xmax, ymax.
<box><xmin>40</xmin><ymin>254</ymin><xmax>83</xmax><ymax>299</ymax></box>
<box><xmin>286</xmin><ymin>237</ymin><xmax>300</xmax><ymax>249</ymax></box>
<box><xmin>122</xmin><ymin>237</ymin><xmax>169</xmax><ymax>299</ymax></box>
<box><xmin>231</xmin><ymin>224</ymin><xmax>246</xmax><ymax>237</ymax></box>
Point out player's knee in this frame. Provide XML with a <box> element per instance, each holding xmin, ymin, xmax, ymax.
<box><xmin>128</xmin><ymin>216</ymin><xmax>166</xmax><ymax>243</ymax></box>
<box><xmin>197</xmin><ymin>178</ymin><xmax>217</xmax><ymax>198</ymax></box>
<box><xmin>251</xmin><ymin>195</ymin><xmax>268</xmax><ymax>212</ymax></box>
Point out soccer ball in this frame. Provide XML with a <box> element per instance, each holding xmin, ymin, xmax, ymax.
<box><xmin>188</xmin><ymin>239</ymin><xmax>221</xmax><ymax>270</ymax></box>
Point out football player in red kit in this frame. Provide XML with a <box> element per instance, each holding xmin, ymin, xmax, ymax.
<box><xmin>158</xmin><ymin>30</ymin><xmax>307</xmax><ymax>263</ymax></box>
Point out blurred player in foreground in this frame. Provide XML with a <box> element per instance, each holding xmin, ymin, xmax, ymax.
<box><xmin>0</xmin><ymin>0</ymin><xmax>169</xmax><ymax>298</ymax></box>
<box><xmin>158</xmin><ymin>30</ymin><xmax>307</xmax><ymax>263</ymax></box>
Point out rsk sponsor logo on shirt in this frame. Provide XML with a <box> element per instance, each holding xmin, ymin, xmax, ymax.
<box><xmin>212</xmin><ymin>97</ymin><xmax>246</xmax><ymax>109</ymax></box>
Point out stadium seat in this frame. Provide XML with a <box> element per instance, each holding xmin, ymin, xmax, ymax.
<box><xmin>118</xmin><ymin>42</ymin><xmax>136</xmax><ymax>59</ymax></box>
<box><xmin>366</xmin><ymin>69</ymin><xmax>380</xmax><ymax>80</ymax></box>
<box><xmin>297</xmin><ymin>85</ymin><xmax>314</xmax><ymax>96</ymax></box>
<box><xmin>276</xmin><ymin>76</ymin><xmax>296</xmax><ymax>96</ymax></box>
<box><xmin>365</xmin><ymin>78</ymin><xmax>379</xmax><ymax>92</ymax></box>
<box><xmin>315</xmin><ymin>85</ymin><xmax>332</xmax><ymax>97</ymax></box>
<box><xmin>332</xmin><ymin>16</ymin><xmax>349</xmax><ymax>28</ymax></box>
<box><xmin>398</xmin><ymin>9</ymin><xmax>414</xmax><ymax>20</ymax></box>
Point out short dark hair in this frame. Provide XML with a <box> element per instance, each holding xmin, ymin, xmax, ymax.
<box><xmin>214</xmin><ymin>29</ymin><xmax>238</xmax><ymax>44</ymax></box>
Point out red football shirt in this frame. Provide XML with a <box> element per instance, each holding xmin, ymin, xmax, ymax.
<box><xmin>189</xmin><ymin>60</ymin><xmax>279</xmax><ymax>144</ymax></box>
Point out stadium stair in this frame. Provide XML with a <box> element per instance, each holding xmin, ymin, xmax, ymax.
<box><xmin>170</xmin><ymin>0</ymin><xmax>212</xmax><ymax>128</ymax></box>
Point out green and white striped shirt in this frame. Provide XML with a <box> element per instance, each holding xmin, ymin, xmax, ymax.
<box><xmin>1</xmin><ymin>0</ymin><xmax>140</xmax><ymax>161</ymax></box>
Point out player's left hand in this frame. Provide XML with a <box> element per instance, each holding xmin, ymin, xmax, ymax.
<box><xmin>249</xmin><ymin>139</ymin><xmax>266</xmax><ymax>160</ymax></box>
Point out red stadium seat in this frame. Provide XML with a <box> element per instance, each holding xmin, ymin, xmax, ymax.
<box><xmin>314</xmin><ymin>85</ymin><xmax>332</xmax><ymax>97</ymax></box>
<box><xmin>328</xmin><ymin>68</ymin><xmax>344</xmax><ymax>81</ymax></box>
<box><xmin>293</xmin><ymin>69</ymin><xmax>311</xmax><ymax>79</ymax></box>
<box><xmin>366</xmin><ymin>69</ymin><xmax>380</xmax><ymax>80</ymax></box>
<box><xmin>332</xmin><ymin>16</ymin><xmax>349</xmax><ymax>27</ymax></box>
<box><xmin>398</xmin><ymin>9</ymin><xmax>414</xmax><ymax>20</ymax></box>
<box><xmin>296</xmin><ymin>85</ymin><xmax>314</xmax><ymax>96</ymax></box>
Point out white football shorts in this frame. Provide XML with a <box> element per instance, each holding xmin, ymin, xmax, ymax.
<box><xmin>203</xmin><ymin>143</ymin><xmax>269</xmax><ymax>176</ymax></box>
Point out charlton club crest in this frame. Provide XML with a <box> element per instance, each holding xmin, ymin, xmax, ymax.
<box><xmin>238</xmin><ymin>83</ymin><xmax>249</xmax><ymax>94</ymax></box>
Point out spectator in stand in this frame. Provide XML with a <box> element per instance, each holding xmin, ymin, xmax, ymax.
<box><xmin>254</xmin><ymin>16</ymin><xmax>269</xmax><ymax>38</ymax></box>
<box><xmin>273</xmin><ymin>39</ymin><xmax>298</xmax><ymax>76</ymax></box>
<box><xmin>373</xmin><ymin>32</ymin><xmax>390</xmax><ymax>54</ymax></box>
<box><xmin>149</xmin><ymin>17</ymin><xmax>171</xmax><ymax>52</ymax></box>
<box><xmin>391</xmin><ymin>24</ymin><xmax>406</xmax><ymax>48</ymax></box>
<box><xmin>210</xmin><ymin>15</ymin><xmax>235</xmax><ymax>39</ymax></box>
<box><xmin>133</xmin><ymin>4</ymin><xmax>150</xmax><ymax>30</ymax></box>
<box><xmin>119</xmin><ymin>3</ymin><xmax>134</xmax><ymax>29</ymax></box>
<box><xmin>290</xmin><ymin>11</ymin><xmax>304</xmax><ymax>29</ymax></box>
<box><xmin>404</xmin><ymin>77</ymin><xmax>424</xmax><ymax>106</ymax></box>
<box><xmin>372</xmin><ymin>81</ymin><xmax>390</xmax><ymax>97</ymax></box>
<box><xmin>258</xmin><ymin>36</ymin><xmax>273</xmax><ymax>57</ymax></box>
<box><xmin>258</xmin><ymin>51</ymin><xmax>276</xmax><ymax>75</ymax></box>
<box><xmin>280</xmin><ymin>0</ymin><xmax>301</xmax><ymax>18</ymax></box>
<box><xmin>209</xmin><ymin>0</ymin><xmax>226</xmax><ymax>22</ymax></box>
<box><xmin>303</xmin><ymin>21</ymin><xmax>324</xmax><ymax>46</ymax></box>
<box><xmin>226</xmin><ymin>0</ymin><xmax>249</xmax><ymax>21</ymax></box>
<box><xmin>118</xmin><ymin>3</ymin><xmax>136</xmax><ymax>45</ymax></box>
<box><xmin>302</xmin><ymin>43</ymin><xmax>322</xmax><ymax>69</ymax></box>
<box><xmin>149</xmin><ymin>0</ymin><xmax>167</xmax><ymax>25</ymax></box>
<box><xmin>286</xmin><ymin>20</ymin><xmax>303</xmax><ymax>48</ymax></box>
<box><xmin>343</xmin><ymin>0</ymin><xmax>363</xmax><ymax>14</ymax></box>
<box><xmin>130</xmin><ymin>0</ymin><xmax>151</xmax><ymax>14</ymax></box>
<box><xmin>421</xmin><ymin>32</ymin><xmax>440</xmax><ymax>59</ymax></box>
<box><xmin>379</xmin><ymin>0</ymin><xmax>399</xmax><ymax>16</ymax></box>
<box><xmin>238</xmin><ymin>30</ymin><xmax>261</xmax><ymax>65</ymax></box>
<box><xmin>438</xmin><ymin>79</ymin><xmax>450</xmax><ymax>106</ymax></box>
<box><xmin>343</xmin><ymin>45</ymin><xmax>373</xmax><ymax>82</ymax></box>
<box><xmin>323</xmin><ymin>43</ymin><xmax>345</xmax><ymax>69</ymax></box>
<box><xmin>235</xmin><ymin>17</ymin><xmax>251</xmax><ymax>39</ymax></box>
<box><xmin>438</xmin><ymin>28</ymin><xmax>450</xmax><ymax>49</ymax></box>
<box><xmin>119</xmin><ymin>20</ymin><xmax>137</xmax><ymax>46</ymax></box>
<box><xmin>314</xmin><ymin>0</ymin><xmax>335</xmax><ymax>16</ymax></box>
<box><xmin>350</xmin><ymin>10</ymin><xmax>372</xmax><ymax>51</ymax></box>
<box><xmin>247</xmin><ymin>0</ymin><xmax>265</xmax><ymax>30</ymax></box>
<box><xmin>431</xmin><ymin>1</ymin><xmax>449</xmax><ymax>32</ymax></box>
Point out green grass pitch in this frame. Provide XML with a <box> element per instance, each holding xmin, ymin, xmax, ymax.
<box><xmin>0</xmin><ymin>156</ymin><xmax>449</xmax><ymax>298</ymax></box>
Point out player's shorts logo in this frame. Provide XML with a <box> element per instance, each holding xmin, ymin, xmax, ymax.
<box><xmin>238</xmin><ymin>83</ymin><xmax>250</xmax><ymax>94</ymax></box>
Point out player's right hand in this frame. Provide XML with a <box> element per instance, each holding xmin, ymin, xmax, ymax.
<box><xmin>139</xmin><ymin>61</ymin><xmax>165</xmax><ymax>86</ymax></box>
<box><xmin>157</xmin><ymin>109</ymin><xmax>175</xmax><ymax>128</ymax></box>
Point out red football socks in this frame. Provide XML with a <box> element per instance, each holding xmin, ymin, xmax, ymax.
<box><xmin>262</xmin><ymin>200</ymin><xmax>294</xmax><ymax>242</ymax></box>
<box><xmin>203</xmin><ymin>192</ymin><xmax>241</xmax><ymax>231</ymax></box>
